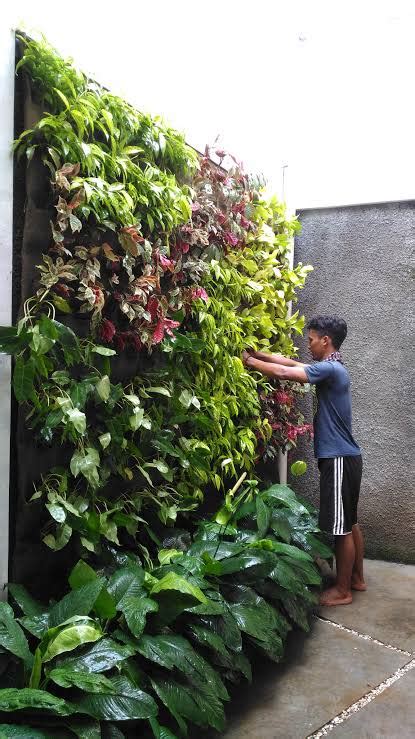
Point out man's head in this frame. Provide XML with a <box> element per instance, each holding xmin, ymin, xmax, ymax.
<box><xmin>306</xmin><ymin>315</ymin><xmax>347</xmax><ymax>360</ymax></box>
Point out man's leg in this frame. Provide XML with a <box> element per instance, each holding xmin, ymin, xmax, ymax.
<box><xmin>319</xmin><ymin>532</ymin><xmax>354</xmax><ymax>606</ymax></box>
<box><xmin>351</xmin><ymin>523</ymin><xmax>366</xmax><ymax>590</ymax></box>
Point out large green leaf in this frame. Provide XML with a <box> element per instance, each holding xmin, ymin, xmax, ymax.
<box><xmin>150</xmin><ymin>678</ymin><xmax>193</xmax><ymax>734</ymax></box>
<box><xmin>70</xmin><ymin>380</ymin><xmax>94</xmax><ymax>410</ymax></box>
<box><xmin>151</xmin><ymin>677</ymin><xmax>226</xmax><ymax>733</ymax></box>
<box><xmin>284</xmin><ymin>557</ymin><xmax>322</xmax><ymax>586</ymax></box>
<box><xmin>48</xmin><ymin>667</ymin><xmax>115</xmax><ymax>693</ymax></box>
<box><xmin>219</xmin><ymin>550</ymin><xmax>277</xmax><ymax>580</ymax></box>
<box><xmin>70</xmin><ymin>448</ymin><xmax>100</xmax><ymax>489</ymax></box>
<box><xmin>64</xmin><ymin>719</ymin><xmax>101</xmax><ymax>739</ymax></box>
<box><xmin>262</xmin><ymin>484</ymin><xmax>309</xmax><ymax>513</ymax></box>
<box><xmin>230</xmin><ymin>651</ymin><xmax>252</xmax><ymax>681</ymax></box>
<box><xmin>231</xmin><ymin>604</ymin><xmax>282</xmax><ymax>642</ymax></box>
<box><xmin>55</xmin><ymin>638</ymin><xmax>135</xmax><ymax>673</ymax></box>
<box><xmin>282</xmin><ymin>594</ymin><xmax>311</xmax><ymax>631</ymax></box>
<box><xmin>74</xmin><ymin>676</ymin><xmax>157</xmax><ymax>721</ymax></box>
<box><xmin>249</xmin><ymin>632</ymin><xmax>284</xmax><ymax>662</ymax></box>
<box><xmin>188</xmin><ymin>622</ymin><xmax>251</xmax><ymax>679</ymax></box>
<box><xmin>0</xmin><ymin>326</ymin><xmax>30</xmax><ymax>354</ymax></box>
<box><xmin>269</xmin><ymin>559</ymin><xmax>306</xmax><ymax>594</ymax></box>
<box><xmin>107</xmin><ymin>565</ymin><xmax>145</xmax><ymax>605</ymax></box>
<box><xmin>265</xmin><ymin>541</ymin><xmax>314</xmax><ymax>561</ymax></box>
<box><xmin>255</xmin><ymin>495</ymin><xmax>270</xmax><ymax>537</ymax></box>
<box><xmin>136</xmin><ymin>634</ymin><xmax>228</xmax><ymax>701</ymax></box>
<box><xmin>53</xmin><ymin>321</ymin><xmax>79</xmax><ymax>348</ymax></box>
<box><xmin>222</xmin><ymin>583</ymin><xmax>262</xmax><ymax>605</ymax></box>
<box><xmin>66</xmin><ymin>408</ymin><xmax>86</xmax><ymax>434</ymax></box>
<box><xmin>8</xmin><ymin>584</ymin><xmax>45</xmax><ymax>617</ymax></box>
<box><xmin>0</xmin><ymin>688</ymin><xmax>74</xmax><ymax>715</ymax></box>
<box><xmin>303</xmin><ymin>533</ymin><xmax>333</xmax><ymax>559</ymax></box>
<box><xmin>0</xmin><ymin>602</ymin><xmax>33</xmax><ymax>667</ymax></box>
<box><xmin>49</xmin><ymin>578</ymin><xmax>105</xmax><ymax>627</ymax></box>
<box><xmin>188</xmin><ymin>624</ymin><xmax>229</xmax><ymax>659</ymax></box>
<box><xmin>185</xmin><ymin>595</ymin><xmax>226</xmax><ymax>616</ymax></box>
<box><xmin>117</xmin><ymin>595</ymin><xmax>158</xmax><ymax>638</ymax></box>
<box><xmin>270</xmin><ymin>512</ymin><xmax>292</xmax><ymax>543</ymax></box>
<box><xmin>0</xmin><ymin>725</ymin><xmax>68</xmax><ymax>738</ymax></box>
<box><xmin>68</xmin><ymin>561</ymin><xmax>116</xmax><ymax>619</ymax></box>
<box><xmin>38</xmin><ymin>315</ymin><xmax>60</xmax><ymax>340</ymax></box>
<box><xmin>224</xmin><ymin>585</ymin><xmax>291</xmax><ymax>638</ymax></box>
<box><xmin>41</xmin><ymin>617</ymin><xmax>103</xmax><ymax>662</ymax></box>
<box><xmin>194</xmin><ymin>521</ymin><xmax>237</xmax><ymax>541</ymax></box>
<box><xmin>13</xmin><ymin>356</ymin><xmax>35</xmax><ymax>402</ymax></box>
<box><xmin>190</xmin><ymin>679</ymin><xmax>226</xmax><ymax>732</ymax></box>
<box><xmin>96</xmin><ymin>375</ymin><xmax>110</xmax><ymax>402</ymax></box>
<box><xmin>134</xmin><ymin>634</ymin><xmax>190</xmax><ymax>671</ymax></box>
<box><xmin>19</xmin><ymin>613</ymin><xmax>50</xmax><ymax>639</ymax></box>
<box><xmin>202</xmin><ymin>613</ymin><xmax>242</xmax><ymax>653</ymax></box>
<box><xmin>149</xmin><ymin>572</ymin><xmax>206</xmax><ymax>626</ymax></box>
<box><xmin>148</xmin><ymin>717</ymin><xmax>179</xmax><ymax>739</ymax></box>
<box><xmin>188</xmin><ymin>540</ymin><xmax>244</xmax><ymax>560</ymax></box>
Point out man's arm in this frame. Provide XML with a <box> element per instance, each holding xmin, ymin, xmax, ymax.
<box><xmin>250</xmin><ymin>350</ymin><xmax>307</xmax><ymax>368</ymax></box>
<box><xmin>244</xmin><ymin>355</ymin><xmax>309</xmax><ymax>383</ymax></box>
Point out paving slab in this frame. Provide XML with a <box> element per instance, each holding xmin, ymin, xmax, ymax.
<box><xmin>331</xmin><ymin>661</ymin><xmax>415</xmax><ymax>738</ymax></box>
<box><xmin>218</xmin><ymin>618</ymin><xmax>406</xmax><ymax>739</ymax></box>
<box><xmin>319</xmin><ymin>559</ymin><xmax>415</xmax><ymax>652</ymax></box>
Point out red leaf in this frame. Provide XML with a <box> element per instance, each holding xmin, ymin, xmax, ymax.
<box><xmin>99</xmin><ymin>319</ymin><xmax>116</xmax><ymax>343</ymax></box>
<box><xmin>158</xmin><ymin>254</ymin><xmax>175</xmax><ymax>272</ymax></box>
<box><xmin>152</xmin><ymin>320</ymin><xmax>166</xmax><ymax>345</ymax></box>
<box><xmin>68</xmin><ymin>188</ymin><xmax>85</xmax><ymax>210</ymax></box>
<box><xmin>146</xmin><ymin>296</ymin><xmax>160</xmax><ymax>321</ymax></box>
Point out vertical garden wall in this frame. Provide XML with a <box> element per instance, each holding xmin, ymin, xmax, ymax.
<box><xmin>0</xmin><ymin>35</ymin><xmax>329</xmax><ymax>738</ymax></box>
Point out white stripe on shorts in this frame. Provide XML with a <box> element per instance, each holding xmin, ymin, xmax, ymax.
<box><xmin>334</xmin><ymin>457</ymin><xmax>344</xmax><ymax>534</ymax></box>
<box><xmin>334</xmin><ymin>457</ymin><xmax>338</xmax><ymax>533</ymax></box>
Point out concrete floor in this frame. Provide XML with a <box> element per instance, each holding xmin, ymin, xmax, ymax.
<box><xmin>213</xmin><ymin>559</ymin><xmax>415</xmax><ymax>739</ymax></box>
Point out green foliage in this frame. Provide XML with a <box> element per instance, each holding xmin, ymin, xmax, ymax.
<box><xmin>3</xmin><ymin>34</ymin><xmax>327</xmax><ymax>736</ymax></box>
<box><xmin>0</xmin><ymin>483</ymin><xmax>327</xmax><ymax>736</ymax></box>
<box><xmin>15</xmin><ymin>37</ymin><xmax>197</xmax><ymax>237</ymax></box>
<box><xmin>0</xmin><ymin>317</ymin><xmax>201</xmax><ymax>550</ymax></box>
<box><xmin>9</xmin><ymin>35</ymin><xmax>315</xmax><ymax>545</ymax></box>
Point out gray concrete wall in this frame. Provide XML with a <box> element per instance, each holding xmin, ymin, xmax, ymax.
<box><xmin>292</xmin><ymin>201</ymin><xmax>415</xmax><ymax>563</ymax></box>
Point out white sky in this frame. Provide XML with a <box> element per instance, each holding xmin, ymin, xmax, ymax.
<box><xmin>7</xmin><ymin>0</ymin><xmax>415</xmax><ymax>208</ymax></box>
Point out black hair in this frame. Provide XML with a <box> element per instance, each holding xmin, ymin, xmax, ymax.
<box><xmin>306</xmin><ymin>315</ymin><xmax>347</xmax><ymax>350</ymax></box>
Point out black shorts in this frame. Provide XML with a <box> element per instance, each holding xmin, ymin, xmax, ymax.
<box><xmin>318</xmin><ymin>455</ymin><xmax>363</xmax><ymax>535</ymax></box>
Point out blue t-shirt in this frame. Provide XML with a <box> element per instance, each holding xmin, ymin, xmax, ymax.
<box><xmin>304</xmin><ymin>360</ymin><xmax>361</xmax><ymax>459</ymax></box>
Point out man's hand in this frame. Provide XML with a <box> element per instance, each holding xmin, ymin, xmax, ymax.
<box><xmin>241</xmin><ymin>350</ymin><xmax>252</xmax><ymax>366</ymax></box>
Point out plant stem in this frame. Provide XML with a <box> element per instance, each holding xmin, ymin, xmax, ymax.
<box><xmin>228</xmin><ymin>471</ymin><xmax>247</xmax><ymax>498</ymax></box>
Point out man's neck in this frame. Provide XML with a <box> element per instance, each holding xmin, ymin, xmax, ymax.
<box><xmin>322</xmin><ymin>349</ymin><xmax>344</xmax><ymax>364</ymax></box>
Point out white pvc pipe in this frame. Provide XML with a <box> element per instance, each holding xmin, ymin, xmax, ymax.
<box><xmin>0</xmin><ymin>27</ymin><xmax>15</xmax><ymax>598</ymax></box>
<box><xmin>277</xmin><ymin>165</ymin><xmax>295</xmax><ymax>487</ymax></box>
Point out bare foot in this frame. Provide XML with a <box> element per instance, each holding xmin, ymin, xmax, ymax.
<box><xmin>351</xmin><ymin>576</ymin><xmax>367</xmax><ymax>591</ymax></box>
<box><xmin>319</xmin><ymin>586</ymin><xmax>353</xmax><ymax>607</ymax></box>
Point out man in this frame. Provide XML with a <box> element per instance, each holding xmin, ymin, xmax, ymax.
<box><xmin>242</xmin><ymin>315</ymin><xmax>365</xmax><ymax>607</ymax></box>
